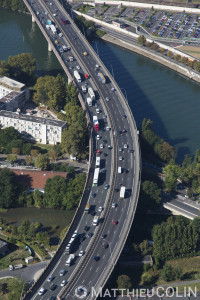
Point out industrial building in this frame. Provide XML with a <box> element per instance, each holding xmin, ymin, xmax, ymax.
<box><xmin>0</xmin><ymin>110</ymin><xmax>67</xmax><ymax>144</ymax></box>
<box><xmin>0</xmin><ymin>77</ymin><xmax>29</xmax><ymax>111</ymax></box>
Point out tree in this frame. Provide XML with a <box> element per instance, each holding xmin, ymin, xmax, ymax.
<box><xmin>167</xmin><ymin>51</ymin><xmax>173</xmax><ymax>57</ymax></box>
<box><xmin>33</xmin><ymin>190</ymin><xmax>43</xmax><ymax>207</ymax></box>
<box><xmin>33</xmin><ymin>74</ymin><xmax>66</xmax><ymax>110</ymax></box>
<box><xmin>141</xmin><ymin>272</ymin><xmax>155</xmax><ymax>285</ymax></box>
<box><xmin>49</xmin><ymin>150</ymin><xmax>57</xmax><ymax>162</ymax></box>
<box><xmin>139</xmin><ymin>180</ymin><xmax>161</xmax><ymax>210</ymax></box>
<box><xmin>151</xmin><ymin>43</ymin><xmax>159</xmax><ymax>51</ymax></box>
<box><xmin>193</xmin><ymin>61</ymin><xmax>200</xmax><ymax>72</ymax></box>
<box><xmin>63</xmin><ymin>173</ymin><xmax>86</xmax><ymax>209</ymax></box>
<box><xmin>25</xmin><ymin>155</ymin><xmax>33</xmax><ymax>165</ymax></box>
<box><xmin>174</xmin><ymin>54</ymin><xmax>181</xmax><ymax>61</ymax></box>
<box><xmin>117</xmin><ymin>275</ymin><xmax>132</xmax><ymax>290</ymax></box>
<box><xmin>163</xmin><ymin>161</ymin><xmax>180</xmax><ymax>191</ymax></box>
<box><xmin>0</xmin><ymin>60</ymin><xmax>10</xmax><ymax>77</ymax></box>
<box><xmin>180</xmin><ymin>56</ymin><xmax>187</xmax><ymax>64</ymax></box>
<box><xmin>137</xmin><ymin>35</ymin><xmax>146</xmax><ymax>46</ymax></box>
<box><xmin>44</xmin><ymin>176</ymin><xmax>67</xmax><ymax>209</ymax></box>
<box><xmin>161</xmin><ymin>264</ymin><xmax>176</xmax><ymax>281</ymax></box>
<box><xmin>7</xmin><ymin>154</ymin><xmax>17</xmax><ymax>164</ymax></box>
<box><xmin>12</xmin><ymin>148</ymin><xmax>20</xmax><ymax>155</ymax></box>
<box><xmin>154</xmin><ymin>141</ymin><xmax>175</xmax><ymax>162</ymax></box>
<box><xmin>30</xmin><ymin>149</ymin><xmax>39</xmax><ymax>157</ymax></box>
<box><xmin>160</xmin><ymin>48</ymin><xmax>165</xmax><ymax>54</ymax></box>
<box><xmin>65</xmin><ymin>82</ymin><xmax>79</xmax><ymax>105</ymax></box>
<box><xmin>34</xmin><ymin>154</ymin><xmax>49</xmax><ymax>170</ymax></box>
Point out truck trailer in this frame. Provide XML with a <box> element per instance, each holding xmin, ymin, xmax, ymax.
<box><xmin>65</xmin><ymin>254</ymin><xmax>75</xmax><ymax>266</ymax></box>
<box><xmin>74</xmin><ymin>70</ymin><xmax>81</xmax><ymax>83</ymax></box>
<box><xmin>87</xmin><ymin>97</ymin><xmax>92</xmax><ymax>106</ymax></box>
<box><xmin>88</xmin><ymin>87</ymin><xmax>95</xmax><ymax>100</ymax></box>
<box><xmin>93</xmin><ymin>116</ymin><xmax>99</xmax><ymax>131</ymax></box>
<box><xmin>120</xmin><ymin>186</ymin><xmax>126</xmax><ymax>198</ymax></box>
<box><xmin>50</xmin><ymin>24</ymin><xmax>57</xmax><ymax>34</ymax></box>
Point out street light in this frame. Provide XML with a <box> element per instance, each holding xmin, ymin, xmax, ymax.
<box><xmin>120</xmin><ymin>87</ymin><xmax>128</xmax><ymax>103</ymax></box>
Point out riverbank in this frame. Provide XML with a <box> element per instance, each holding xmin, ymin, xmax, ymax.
<box><xmin>102</xmin><ymin>34</ymin><xmax>200</xmax><ymax>84</ymax></box>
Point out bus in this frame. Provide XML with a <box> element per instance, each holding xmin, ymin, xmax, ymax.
<box><xmin>120</xmin><ymin>186</ymin><xmax>126</xmax><ymax>198</ymax></box>
<box><xmin>96</xmin><ymin>157</ymin><xmax>100</xmax><ymax>167</ymax></box>
<box><xmin>98</xmin><ymin>72</ymin><xmax>106</xmax><ymax>84</ymax></box>
<box><xmin>93</xmin><ymin>168</ymin><xmax>100</xmax><ymax>186</ymax></box>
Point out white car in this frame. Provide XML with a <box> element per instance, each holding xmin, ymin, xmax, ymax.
<box><xmin>100</xmin><ymin>144</ymin><xmax>104</xmax><ymax>149</ymax></box>
<box><xmin>106</xmin><ymin>127</ymin><xmax>110</xmax><ymax>131</ymax></box>
<box><xmin>96</xmin><ymin>135</ymin><xmax>100</xmax><ymax>140</ymax></box>
<box><xmin>50</xmin><ymin>2</ymin><xmax>52</xmax><ymax>5</ymax></box>
<box><xmin>124</xmin><ymin>144</ymin><xmax>128</xmax><ymax>149</ymax></box>
<box><xmin>119</xmin><ymin>156</ymin><xmax>123</xmax><ymax>161</ymax></box>
<box><xmin>60</xmin><ymin>280</ymin><xmax>67</xmax><ymax>287</ymax></box>
<box><xmin>38</xmin><ymin>288</ymin><xmax>45</xmax><ymax>295</ymax></box>
<box><xmin>36</xmin><ymin>11</ymin><xmax>39</xmax><ymax>15</ymax></box>
<box><xmin>112</xmin><ymin>203</ymin><xmax>117</xmax><ymax>208</ymax></box>
<box><xmin>98</xmin><ymin>206</ymin><xmax>104</xmax><ymax>212</ymax></box>
<box><xmin>76</xmin><ymin>65</ymin><xmax>80</xmax><ymax>70</ymax></box>
<box><xmin>106</xmin><ymin>97</ymin><xmax>110</xmax><ymax>101</ymax></box>
<box><xmin>96</xmin><ymin>108</ymin><xmax>100</xmax><ymax>114</ymax></box>
<box><xmin>53</xmin><ymin>13</ymin><xmax>56</xmax><ymax>16</ymax></box>
<box><xmin>79</xmin><ymin>250</ymin><xmax>85</xmax><ymax>257</ymax></box>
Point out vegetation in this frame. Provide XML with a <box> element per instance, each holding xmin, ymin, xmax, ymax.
<box><xmin>152</xmin><ymin>216</ymin><xmax>200</xmax><ymax>267</ymax></box>
<box><xmin>138</xmin><ymin>180</ymin><xmax>161</xmax><ymax>211</ymax></box>
<box><xmin>0</xmin><ymin>53</ymin><xmax>36</xmax><ymax>85</ymax></box>
<box><xmin>0</xmin><ymin>278</ymin><xmax>26</xmax><ymax>300</ymax></box>
<box><xmin>0</xmin><ymin>0</ymin><xmax>28</xmax><ymax>12</ymax></box>
<box><xmin>75</xmin><ymin>15</ymin><xmax>106</xmax><ymax>38</ymax></box>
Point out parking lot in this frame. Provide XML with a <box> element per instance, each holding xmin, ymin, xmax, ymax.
<box><xmin>78</xmin><ymin>4</ymin><xmax>200</xmax><ymax>43</ymax></box>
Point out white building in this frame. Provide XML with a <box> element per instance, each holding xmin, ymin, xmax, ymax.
<box><xmin>0</xmin><ymin>110</ymin><xmax>67</xmax><ymax>145</ymax></box>
<box><xmin>0</xmin><ymin>77</ymin><xmax>29</xmax><ymax>111</ymax></box>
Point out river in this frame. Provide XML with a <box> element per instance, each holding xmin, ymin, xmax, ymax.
<box><xmin>0</xmin><ymin>9</ymin><xmax>200</xmax><ymax>163</ymax></box>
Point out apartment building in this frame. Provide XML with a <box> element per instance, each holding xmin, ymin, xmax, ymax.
<box><xmin>0</xmin><ymin>110</ymin><xmax>67</xmax><ymax>144</ymax></box>
<box><xmin>0</xmin><ymin>76</ymin><xmax>29</xmax><ymax>111</ymax></box>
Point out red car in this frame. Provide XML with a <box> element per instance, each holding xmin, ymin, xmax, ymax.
<box><xmin>97</xmin><ymin>150</ymin><xmax>100</xmax><ymax>155</ymax></box>
<box><xmin>85</xmin><ymin>74</ymin><xmax>89</xmax><ymax>79</ymax></box>
<box><xmin>113</xmin><ymin>221</ymin><xmax>118</xmax><ymax>225</ymax></box>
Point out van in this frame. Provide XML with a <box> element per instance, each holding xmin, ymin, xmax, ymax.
<box><xmin>84</xmin><ymin>203</ymin><xmax>91</xmax><ymax>213</ymax></box>
<box><xmin>93</xmin><ymin>216</ymin><xmax>99</xmax><ymax>226</ymax></box>
<box><xmin>118</xmin><ymin>167</ymin><xmax>122</xmax><ymax>174</ymax></box>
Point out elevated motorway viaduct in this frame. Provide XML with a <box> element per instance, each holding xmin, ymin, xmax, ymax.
<box><xmin>23</xmin><ymin>0</ymin><xmax>141</xmax><ymax>299</ymax></box>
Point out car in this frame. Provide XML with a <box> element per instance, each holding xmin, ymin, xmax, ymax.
<box><xmin>104</xmin><ymin>184</ymin><xmax>109</xmax><ymax>189</ymax></box>
<box><xmin>90</xmin><ymin>210</ymin><xmax>96</xmax><ymax>216</ymax></box>
<box><xmin>103</xmin><ymin>114</ymin><xmax>107</xmax><ymax>119</ymax></box>
<box><xmin>130</xmin><ymin>149</ymin><xmax>134</xmax><ymax>153</ymax></box>
<box><xmin>94</xmin><ymin>256</ymin><xmax>100</xmax><ymax>261</ymax></box>
<box><xmin>50</xmin><ymin>284</ymin><xmax>56</xmax><ymax>291</ymax></box>
<box><xmin>113</xmin><ymin>220</ymin><xmax>118</xmax><ymax>225</ymax></box>
<box><xmin>95</xmin><ymin>64</ymin><xmax>100</xmax><ymax>69</ymax></box>
<box><xmin>124</xmin><ymin>144</ymin><xmax>128</xmax><ymax>149</ymax></box>
<box><xmin>59</xmin><ymin>269</ymin><xmax>65</xmax><ymax>276</ymax></box>
<box><xmin>60</xmin><ymin>280</ymin><xmax>67</xmax><ymax>287</ymax></box>
<box><xmin>106</xmin><ymin>97</ymin><xmax>110</xmax><ymax>101</ymax></box>
<box><xmin>98</xmin><ymin>206</ymin><xmax>103</xmax><ymax>212</ymax></box>
<box><xmin>50</xmin><ymin>2</ymin><xmax>52</xmax><ymax>5</ymax></box>
<box><xmin>103</xmin><ymin>243</ymin><xmax>109</xmax><ymax>249</ymax></box>
<box><xmin>88</xmin><ymin>232</ymin><xmax>93</xmax><ymax>237</ymax></box>
<box><xmin>55</xmin><ymin>40</ymin><xmax>58</xmax><ymax>44</ymax></box>
<box><xmin>101</xmin><ymin>233</ymin><xmax>107</xmax><ymax>239</ymax></box>
<box><xmin>80</xmin><ymin>234</ymin><xmax>86</xmax><ymax>242</ymax></box>
<box><xmin>53</xmin><ymin>13</ymin><xmax>56</xmax><ymax>16</ymax></box>
<box><xmin>91</xmin><ymin>192</ymin><xmax>95</xmax><ymax>198</ymax></box>
<box><xmin>84</xmin><ymin>225</ymin><xmax>90</xmax><ymax>231</ymax></box>
<box><xmin>101</xmin><ymin>169</ymin><xmax>106</xmax><ymax>174</ymax></box>
<box><xmin>76</xmin><ymin>65</ymin><xmax>80</xmax><ymax>70</ymax></box>
<box><xmin>83</xmin><ymin>52</ymin><xmax>87</xmax><ymax>55</ymax></box>
<box><xmin>45</xmin><ymin>11</ymin><xmax>48</xmax><ymax>14</ymax></box>
<box><xmin>100</xmin><ymin>144</ymin><xmax>104</xmax><ymax>149</ymax></box>
<box><xmin>96</xmin><ymin>135</ymin><xmax>100</xmax><ymax>140</ymax></box>
<box><xmin>36</xmin><ymin>11</ymin><xmax>39</xmax><ymax>15</ymax></box>
<box><xmin>96</xmin><ymin>108</ymin><xmax>100</xmax><ymax>114</ymax></box>
<box><xmin>69</xmin><ymin>66</ymin><xmax>73</xmax><ymax>70</ymax></box>
<box><xmin>108</xmin><ymin>145</ymin><xmax>112</xmax><ymax>149</ymax></box>
<box><xmin>106</xmin><ymin>127</ymin><xmax>110</xmax><ymax>131</ymax></box>
<box><xmin>104</xmin><ymin>153</ymin><xmax>108</xmax><ymax>157</ymax></box>
<box><xmin>120</xmin><ymin>129</ymin><xmax>126</xmax><ymax>134</ymax></box>
<box><xmin>97</xmin><ymin>150</ymin><xmax>100</xmax><ymax>155</ymax></box>
<box><xmin>119</xmin><ymin>156</ymin><xmax>123</xmax><ymax>161</ymax></box>
<box><xmin>47</xmin><ymin>275</ymin><xmax>54</xmax><ymax>282</ymax></box>
<box><xmin>112</xmin><ymin>203</ymin><xmax>117</xmax><ymax>208</ymax></box>
<box><xmin>79</xmin><ymin>250</ymin><xmax>85</xmax><ymax>257</ymax></box>
<box><xmin>94</xmin><ymin>103</ymin><xmax>98</xmax><ymax>108</ymax></box>
<box><xmin>85</xmin><ymin>74</ymin><xmax>89</xmax><ymax>79</ymax></box>
<box><xmin>119</xmin><ymin>147</ymin><xmax>123</xmax><ymax>152</ymax></box>
<box><xmin>38</xmin><ymin>288</ymin><xmax>45</xmax><ymax>295</ymax></box>
<box><xmin>111</xmin><ymin>87</ymin><xmax>115</xmax><ymax>92</ymax></box>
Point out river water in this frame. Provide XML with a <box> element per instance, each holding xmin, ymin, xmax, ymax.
<box><xmin>0</xmin><ymin>9</ymin><xmax>200</xmax><ymax>163</ymax></box>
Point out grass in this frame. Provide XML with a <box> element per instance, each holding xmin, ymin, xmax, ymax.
<box><xmin>76</xmin><ymin>4</ymin><xmax>92</xmax><ymax>14</ymax></box>
<box><xmin>0</xmin><ymin>278</ymin><xmax>24</xmax><ymax>300</ymax></box>
<box><xmin>179</xmin><ymin>46</ymin><xmax>200</xmax><ymax>59</ymax></box>
<box><xmin>0</xmin><ymin>246</ymin><xmax>29</xmax><ymax>271</ymax></box>
<box><xmin>34</xmin><ymin>143</ymin><xmax>54</xmax><ymax>154</ymax></box>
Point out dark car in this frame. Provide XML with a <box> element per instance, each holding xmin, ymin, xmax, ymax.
<box><xmin>84</xmin><ymin>226</ymin><xmax>90</xmax><ymax>231</ymax></box>
<box><xmin>91</xmin><ymin>192</ymin><xmax>95</xmax><ymax>198</ymax></box>
<box><xmin>88</xmin><ymin>232</ymin><xmax>93</xmax><ymax>238</ymax></box>
<box><xmin>94</xmin><ymin>256</ymin><xmax>100</xmax><ymax>261</ymax></box>
<box><xmin>103</xmin><ymin>243</ymin><xmax>109</xmax><ymax>249</ymax></box>
<box><xmin>119</xmin><ymin>129</ymin><xmax>126</xmax><ymax>134</ymax></box>
<box><xmin>50</xmin><ymin>284</ymin><xmax>56</xmax><ymax>291</ymax></box>
<box><xmin>101</xmin><ymin>234</ymin><xmax>107</xmax><ymax>239</ymax></box>
<box><xmin>130</xmin><ymin>150</ymin><xmax>134</xmax><ymax>153</ymax></box>
<box><xmin>90</xmin><ymin>211</ymin><xmax>96</xmax><ymax>216</ymax></box>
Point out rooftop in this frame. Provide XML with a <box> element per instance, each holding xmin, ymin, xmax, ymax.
<box><xmin>0</xmin><ymin>91</ymin><xmax>21</xmax><ymax>103</ymax></box>
<box><xmin>0</xmin><ymin>77</ymin><xmax>25</xmax><ymax>91</ymax></box>
<box><xmin>12</xmin><ymin>169</ymin><xmax>68</xmax><ymax>190</ymax></box>
<box><xmin>0</xmin><ymin>110</ymin><xmax>67</xmax><ymax>127</ymax></box>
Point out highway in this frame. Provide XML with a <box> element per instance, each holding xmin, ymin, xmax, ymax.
<box><xmin>23</xmin><ymin>1</ymin><xmax>141</xmax><ymax>299</ymax></box>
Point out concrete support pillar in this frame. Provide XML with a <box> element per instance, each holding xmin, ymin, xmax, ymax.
<box><xmin>32</xmin><ymin>15</ymin><xmax>36</xmax><ymax>22</ymax></box>
<box><xmin>48</xmin><ymin>43</ymin><xmax>52</xmax><ymax>52</ymax></box>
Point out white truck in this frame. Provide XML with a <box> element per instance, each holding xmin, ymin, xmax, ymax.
<box><xmin>95</xmin><ymin>157</ymin><xmax>100</xmax><ymax>167</ymax></box>
<box><xmin>87</xmin><ymin>97</ymin><xmax>92</xmax><ymax>106</ymax></box>
<box><xmin>120</xmin><ymin>186</ymin><xmax>126</xmax><ymax>198</ymax></box>
<box><xmin>88</xmin><ymin>87</ymin><xmax>95</xmax><ymax>100</ymax></box>
<box><xmin>74</xmin><ymin>70</ymin><xmax>81</xmax><ymax>83</ymax></box>
<box><xmin>9</xmin><ymin>264</ymin><xmax>24</xmax><ymax>271</ymax></box>
<box><xmin>65</xmin><ymin>254</ymin><xmax>75</xmax><ymax>266</ymax></box>
<box><xmin>93</xmin><ymin>216</ymin><xmax>99</xmax><ymax>226</ymax></box>
<box><xmin>50</xmin><ymin>24</ymin><xmax>57</xmax><ymax>34</ymax></box>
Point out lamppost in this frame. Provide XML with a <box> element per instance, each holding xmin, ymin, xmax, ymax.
<box><xmin>120</xmin><ymin>87</ymin><xmax>128</xmax><ymax>103</ymax></box>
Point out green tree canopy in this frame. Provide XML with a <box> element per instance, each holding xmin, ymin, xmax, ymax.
<box><xmin>44</xmin><ymin>176</ymin><xmax>67</xmax><ymax>209</ymax></box>
<box><xmin>34</xmin><ymin>154</ymin><xmax>49</xmax><ymax>170</ymax></box>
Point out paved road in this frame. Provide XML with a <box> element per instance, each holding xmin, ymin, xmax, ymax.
<box><xmin>0</xmin><ymin>261</ymin><xmax>48</xmax><ymax>282</ymax></box>
<box><xmin>23</xmin><ymin>1</ymin><xmax>140</xmax><ymax>299</ymax></box>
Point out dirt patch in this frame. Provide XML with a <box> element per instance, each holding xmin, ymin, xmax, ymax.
<box><xmin>179</xmin><ymin>45</ymin><xmax>200</xmax><ymax>59</ymax></box>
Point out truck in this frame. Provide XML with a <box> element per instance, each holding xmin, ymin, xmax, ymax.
<box><xmin>88</xmin><ymin>87</ymin><xmax>95</xmax><ymax>100</ymax></box>
<box><xmin>87</xmin><ymin>97</ymin><xmax>92</xmax><ymax>106</ymax></box>
<box><xmin>120</xmin><ymin>186</ymin><xmax>126</xmax><ymax>198</ymax></box>
<box><xmin>50</xmin><ymin>24</ymin><xmax>57</xmax><ymax>34</ymax></box>
<box><xmin>47</xmin><ymin>19</ymin><xmax>52</xmax><ymax>25</ymax></box>
<box><xmin>9</xmin><ymin>264</ymin><xmax>24</xmax><ymax>271</ymax></box>
<box><xmin>65</xmin><ymin>254</ymin><xmax>75</xmax><ymax>266</ymax></box>
<box><xmin>84</xmin><ymin>203</ymin><xmax>91</xmax><ymax>213</ymax></box>
<box><xmin>74</xmin><ymin>70</ymin><xmax>81</xmax><ymax>83</ymax></box>
<box><xmin>93</xmin><ymin>116</ymin><xmax>99</xmax><ymax>131</ymax></box>
<box><xmin>96</xmin><ymin>157</ymin><xmax>100</xmax><ymax>167</ymax></box>
<box><xmin>93</xmin><ymin>168</ymin><xmax>100</xmax><ymax>186</ymax></box>
<box><xmin>93</xmin><ymin>216</ymin><xmax>99</xmax><ymax>226</ymax></box>
<box><xmin>98</xmin><ymin>72</ymin><xmax>106</xmax><ymax>84</ymax></box>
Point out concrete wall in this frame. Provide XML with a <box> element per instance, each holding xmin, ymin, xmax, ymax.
<box><xmin>94</xmin><ymin>0</ymin><xmax>200</xmax><ymax>14</ymax></box>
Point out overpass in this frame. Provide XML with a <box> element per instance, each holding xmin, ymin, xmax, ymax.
<box><xmin>22</xmin><ymin>0</ymin><xmax>141</xmax><ymax>299</ymax></box>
